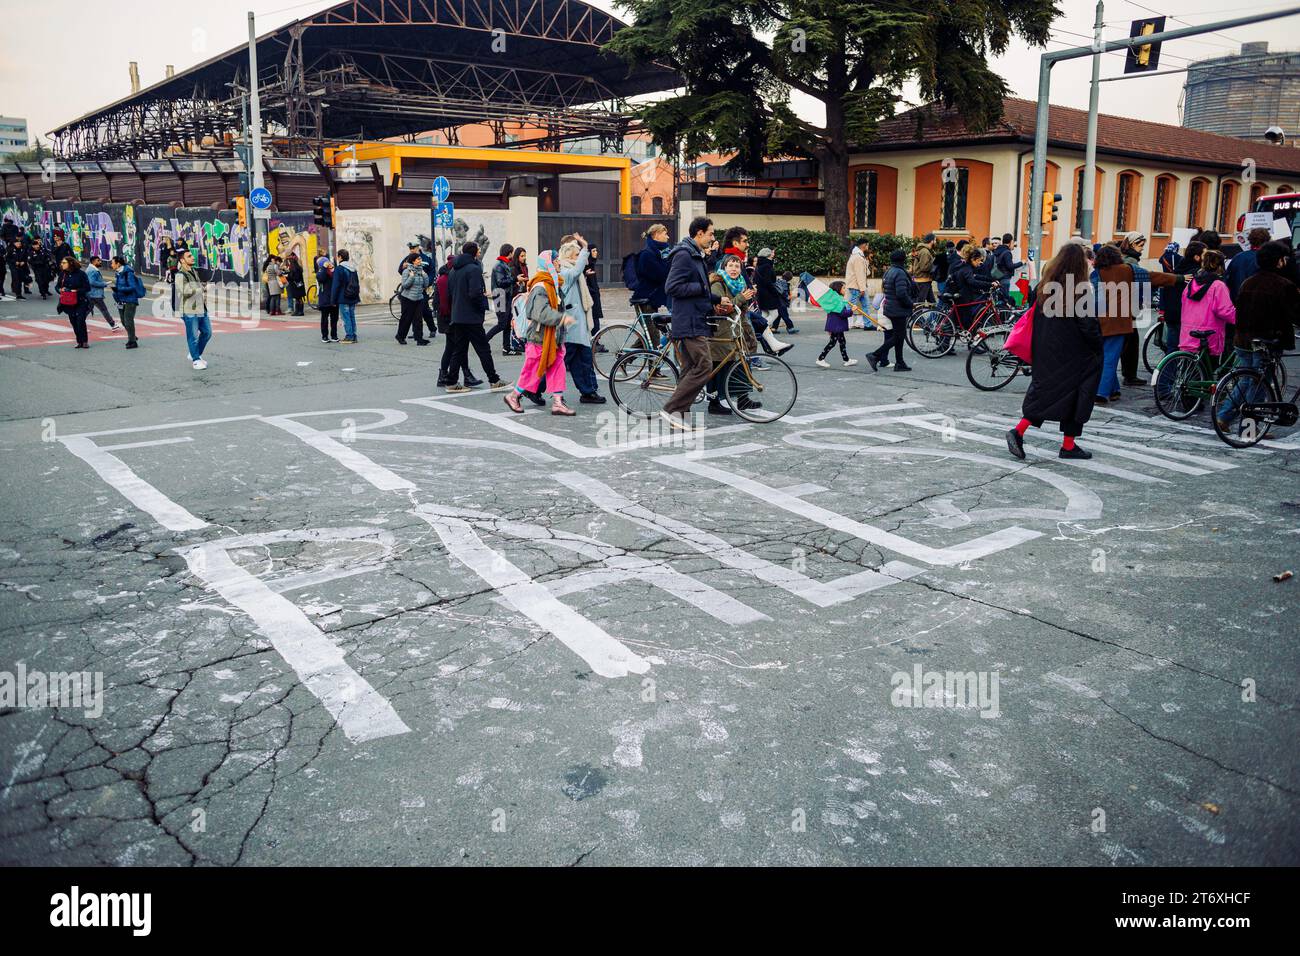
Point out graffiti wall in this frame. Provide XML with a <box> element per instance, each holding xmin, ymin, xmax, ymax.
<box><xmin>0</xmin><ymin>197</ymin><xmax>321</xmax><ymax>289</ymax></box>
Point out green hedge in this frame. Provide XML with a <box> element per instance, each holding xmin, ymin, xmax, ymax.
<box><xmin>737</xmin><ymin>229</ymin><xmax>923</xmax><ymax>278</ymax></box>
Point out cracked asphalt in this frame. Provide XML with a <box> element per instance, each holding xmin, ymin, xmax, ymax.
<box><xmin>1</xmin><ymin>293</ymin><xmax>1297</xmax><ymax>866</ymax></box>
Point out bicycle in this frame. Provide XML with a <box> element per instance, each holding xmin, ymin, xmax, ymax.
<box><xmin>965</xmin><ymin>323</ymin><xmax>1030</xmax><ymax>391</ymax></box>
<box><xmin>592</xmin><ymin>298</ymin><xmax>665</xmax><ymax>379</ymax></box>
<box><xmin>609</xmin><ymin>309</ymin><xmax>798</xmax><ymax>423</ymax></box>
<box><xmin>1210</xmin><ymin>341</ymin><xmax>1297</xmax><ymax>448</ymax></box>
<box><xmin>907</xmin><ymin>294</ymin><xmax>1005</xmax><ymax>359</ymax></box>
<box><xmin>1141</xmin><ymin>316</ymin><xmax>1169</xmax><ymax>372</ymax></box>
<box><xmin>1151</xmin><ymin>330</ymin><xmax>1236</xmax><ymax>420</ymax></box>
<box><xmin>306</xmin><ymin>283</ymin><xmax>319</xmax><ymax>309</ymax></box>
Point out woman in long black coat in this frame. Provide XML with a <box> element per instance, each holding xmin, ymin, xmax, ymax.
<box><xmin>1006</xmin><ymin>242</ymin><xmax>1102</xmax><ymax>461</ymax></box>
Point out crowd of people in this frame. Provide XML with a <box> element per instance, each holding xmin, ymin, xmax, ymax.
<box><xmin>4</xmin><ymin>207</ymin><xmax>1297</xmax><ymax>453</ymax></box>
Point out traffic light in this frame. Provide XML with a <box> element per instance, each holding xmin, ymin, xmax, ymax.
<box><xmin>312</xmin><ymin>195</ymin><xmax>332</xmax><ymax>228</ymax></box>
<box><xmin>1124</xmin><ymin>17</ymin><xmax>1166</xmax><ymax>74</ymax></box>
<box><xmin>233</xmin><ymin>196</ymin><xmax>247</xmax><ymax>228</ymax></box>
<box><xmin>1042</xmin><ymin>193</ymin><xmax>1062</xmax><ymax>226</ymax></box>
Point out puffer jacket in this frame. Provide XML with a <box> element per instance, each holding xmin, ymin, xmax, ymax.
<box><xmin>398</xmin><ymin>264</ymin><xmax>430</xmax><ymax>301</ymax></box>
<box><xmin>882</xmin><ymin>265</ymin><xmax>917</xmax><ymax>319</ymax></box>
<box><xmin>1178</xmin><ymin>272</ymin><xmax>1236</xmax><ymax>354</ymax></box>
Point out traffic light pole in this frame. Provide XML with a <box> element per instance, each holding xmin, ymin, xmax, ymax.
<box><xmin>1079</xmin><ymin>0</ymin><xmax>1103</xmax><ymax>243</ymax></box>
<box><xmin>1027</xmin><ymin>4</ymin><xmax>1300</xmax><ymax>270</ymax></box>
<box><xmin>247</xmin><ymin>11</ymin><xmax>266</xmax><ymax>318</ymax></box>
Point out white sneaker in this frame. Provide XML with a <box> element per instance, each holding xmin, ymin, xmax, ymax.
<box><xmin>192</xmin><ymin>359</ymin><xmax>207</xmax><ymax>370</ymax></box>
<box><xmin>816</xmin><ymin>358</ymin><xmax>830</xmax><ymax>368</ymax></box>
<box><xmin>843</xmin><ymin>358</ymin><xmax>859</xmax><ymax>367</ymax></box>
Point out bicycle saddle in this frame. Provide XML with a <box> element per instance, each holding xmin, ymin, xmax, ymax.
<box><xmin>1189</xmin><ymin>329</ymin><xmax>1213</xmax><ymax>340</ymax></box>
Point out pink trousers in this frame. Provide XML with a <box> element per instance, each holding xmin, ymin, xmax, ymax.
<box><xmin>516</xmin><ymin>341</ymin><xmax>566</xmax><ymax>394</ymax></box>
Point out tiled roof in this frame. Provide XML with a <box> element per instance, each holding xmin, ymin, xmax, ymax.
<box><xmin>859</xmin><ymin>97</ymin><xmax>1300</xmax><ymax>178</ymax></box>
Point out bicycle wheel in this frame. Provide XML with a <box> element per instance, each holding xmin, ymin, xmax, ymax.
<box><xmin>965</xmin><ymin>327</ymin><xmax>1022</xmax><ymax>391</ymax></box>
<box><xmin>609</xmin><ymin>350</ymin><xmax>679</xmax><ymax>419</ymax></box>
<box><xmin>593</xmin><ymin>323</ymin><xmax>650</xmax><ymax>379</ymax></box>
<box><xmin>1211</xmin><ymin>368</ymin><xmax>1278</xmax><ymax>448</ymax></box>
<box><xmin>1142</xmin><ymin>321</ymin><xmax>1168</xmax><ymax>373</ymax></box>
<box><xmin>389</xmin><ymin>294</ymin><xmax>401</xmax><ymax>320</ymax></box>
<box><xmin>306</xmin><ymin>284</ymin><xmax>319</xmax><ymax>308</ymax></box>
<box><xmin>906</xmin><ymin>309</ymin><xmax>955</xmax><ymax>358</ymax></box>
<box><xmin>1152</xmin><ymin>352</ymin><xmax>1204</xmax><ymax>420</ymax></box>
<box><xmin>723</xmin><ymin>355</ymin><xmax>797</xmax><ymax>423</ymax></box>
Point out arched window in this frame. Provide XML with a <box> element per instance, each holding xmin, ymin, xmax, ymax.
<box><xmin>630</xmin><ymin>195</ymin><xmax>642</xmax><ymax>214</ymax></box>
<box><xmin>1187</xmin><ymin>177</ymin><xmax>1211</xmax><ymax>229</ymax></box>
<box><xmin>1072</xmin><ymin>165</ymin><xmax>1105</xmax><ymax>241</ymax></box>
<box><xmin>1114</xmin><ymin>170</ymin><xmax>1142</xmax><ymax>234</ymax></box>
<box><xmin>651</xmin><ymin>196</ymin><xmax>664</xmax><ymax>215</ymax></box>
<box><xmin>1152</xmin><ymin>175</ymin><xmax>1177</xmax><ymax>235</ymax></box>
<box><xmin>1217</xmin><ymin>180</ymin><xmax>1240</xmax><ymax>233</ymax></box>
<box><xmin>1278</xmin><ymin>185</ymin><xmax>1296</xmax><ymax>195</ymax></box>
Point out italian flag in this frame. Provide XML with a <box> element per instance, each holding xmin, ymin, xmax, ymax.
<box><xmin>800</xmin><ymin>272</ymin><xmax>846</xmax><ymax>313</ymax></box>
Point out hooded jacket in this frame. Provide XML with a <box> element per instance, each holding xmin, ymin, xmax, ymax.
<box><xmin>845</xmin><ymin>246</ymin><xmax>869</xmax><ymax>292</ymax></box>
<box><xmin>754</xmin><ymin>256</ymin><xmax>781</xmax><ymax>310</ymax></box>
<box><xmin>448</xmin><ymin>251</ymin><xmax>490</xmax><ymax>324</ymax></box>
<box><xmin>112</xmin><ymin>264</ymin><xmax>141</xmax><ymax>305</ymax></box>
<box><xmin>1178</xmin><ymin>272</ymin><xmax>1236</xmax><ymax>354</ymax></box>
<box><xmin>331</xmin><ymin>260</ymin><xmax>361</xmax><ymax>306</ymax></box>
<box><xmin>632</xmin><ymin>235</ymin><xmax>672</xmax><ymax>310</ymax></box>
<box><xmin>1233</xmin><ymin>269</ymin><xmax>1298</xmax><ymax>352</ymax></box>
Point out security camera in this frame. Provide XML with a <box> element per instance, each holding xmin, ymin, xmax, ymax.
<box><xmin>1265</xmin><ymin>126</ymin><xmax>1286</xmax><ymax>145</ymax></box>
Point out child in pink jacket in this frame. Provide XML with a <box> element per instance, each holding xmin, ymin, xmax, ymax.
<box><xmin>1178</xmin><ymin>250</ymin><xmax>1236</xmax><ymax>358</ymax></box>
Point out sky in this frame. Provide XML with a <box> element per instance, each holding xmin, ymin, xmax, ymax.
<box><xmin>2</xmin><ymin>0</ymin><xmax>1298</xmax><ymax>145</ymax></box>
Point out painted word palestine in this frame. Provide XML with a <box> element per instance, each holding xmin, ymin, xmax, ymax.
<box><xmin>49</xmin><ymin>887</ymin><xmax>152</xmax><ymax>936</ymax></box>
<box><xmin>1122</xmin><ymin>892</ymin><xmax>1251</xmax><ymax>907</ymax></box>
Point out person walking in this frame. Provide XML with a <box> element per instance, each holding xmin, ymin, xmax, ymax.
<box><xmin>815</xmin><ymin>280</ymin><xmax>857</xmax><ymax>368</ymax></box>
<box><xmin>285</xmin><ymin>254</ymin><xmax>306</xmax><ymax>316</ymax></box>
<box><xmin>706</xmin><ymin>254</ymin><xmax>758</xmax><ymax>415</ymax></box>
<box><xmin>867</xmin><ymin>248</ymin><xmax>914</xmax><ymax>372</ymax></box>
<box><xmin>1226</xmin><ymin>227</ymin><xmax>1270</xmax><ymax>301</ymax></box>
<box><xmin>263</xmin><ymin>256</ymin><xmax>283</xmax><ymax>315</ymax></box>
<box><xmin>845</xmin><ymin>236</ymin><xmax>873</xmax><ymax>325</ymax></box>
<box><xmin>1093</xmin><ymin>244</ymin><xmax>1179</xmax><ymax>404</ymax></box>
<box><xmin>934</xmin><ymin>240</ymin><xmax>953</xmax><ymax>295</ymax></box>
<box><xmin>585</xmin><ymin>245</ymin><xmax>605</xmax><ymax>347</ymax></box>
<box><xmin>772</xmin><ymin>269</ymin><xmax>798</xmax><ymax>333</ymax></box>
<box><xmin>56</xmin><ymin>256</ymin><xmax>91</xmax><ymax>348</ymax></box>
<box><xmin>993</xmin><ymin>233</ymin><xmax>1024</xmax><ymax>300</ymax></box>
<box><xmin>1005</xmin><ymin>243</ymin><xmax>1102</xmax><ymax>461</ymax></box>
<box><xmin>331</xmin><ymin>249</ymin><xmax>361</xmax><ymax>343</ymax></box>
<box><xmin>632</xmin><ymin>223</ymin><xmax>672</xmax><ymax>311</ymax></box>
<box><xmin>85</xmin><ymin>256</ymin><xmax>120</xmax><ymax>331</ymax></box>
<box><xmin>50</xmin><ymin>229</ymin><xmax>73</xmax><ymax>270</ymax></box>
<box><xmin>754</xmin><ymin>246</ymin><xmax>786</xmax><ymax>334</ymax></box>
<box><xmin>911</xmin><ymin>233</ymin><xmax>937</xmax><ymax>305</ymax></box>
<box><xmin>487</xmin><ymin>242</ymin><xmax>518</xmax><ymax>355</ymax></box>
<box><xmin>445</xmin><ymin>242</ymin><xmax>507</xmax><ymax>393</ymax></box>
<box><xmin>503</xmin><ymin>268</ymin><xmax>576</xmax><ymax>416</ymax></box>
<box><xmin>6</xmin><ymin>236</ymin><xmax>29</xmax><ymax>300</ymax></box>
<box><xmin>316</xmin><ymin>256</ymin><xmax>339</xmax><ymax>342</ymax></box>
<box><xmin>660</xmin><ymin>216</ymin><xmax>726</xmax><ymax>432</ymax></box>
<box><xmin>395</xmin><ymin>252</ymin><xmax>432</xmax><ymax>345</ymax></box>
<box><xmin>177</xmin><ymin>250</ymin><xmax>212</xmax><ymax>369</ymax></box>
<box><xmin>29</xmin><ymin>238</ymin><xmax>53</xmax><ymax>299</ymax></box>
<box><xmin>554</xmin><ymin>236</ymin><xmax>605</xmax><ymax>405</ymax></box>
<box><xmin>110</xmin><ymin>255</ymin><xmax>142</xmax><ymax>349</ymax></box>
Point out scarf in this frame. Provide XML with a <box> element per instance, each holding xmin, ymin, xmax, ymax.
<box><xmin>715</xmin><ymin>262</ymin><xmax>747</xmax><ymax>298</ymax></box>
<box><xmin>528</xmin><ymin>271</ymin><xmax>560</xmax><ymax>370</ymax></box>
<box><xmin>558</xmin><ymin>249</ymin><xmax>594</xmax><ymax>315</ymax></box>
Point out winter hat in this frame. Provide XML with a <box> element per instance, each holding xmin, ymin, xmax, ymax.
<box><xmin>1122</xmin><ymin>231</ymin><xmax>1147</xmax><ymax>246</ymax></box>
<box><xmin>889</xmin><ymin>248</ymin><xmax>907</xmax><ymax>265</ymax></box>
<box><xmin>757</xmin><ymin>247</ymin><xmax>775</xmax><ymax>258</ymax></box>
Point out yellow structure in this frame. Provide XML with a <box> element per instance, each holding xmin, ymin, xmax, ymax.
<box><xmin>324</xmin><ymin>142</ymin><xmax>633</xmax><ymax>214</ymax></box>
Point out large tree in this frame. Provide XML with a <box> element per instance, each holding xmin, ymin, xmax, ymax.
<box><xmin>606</xmin><ymin>0</ymin><xmax>1058</xmax><ymax>236</ymax></box>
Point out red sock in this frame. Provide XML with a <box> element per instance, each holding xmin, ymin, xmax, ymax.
<box><xmin>1015</xmin><ymin>418</ymin><xmax>1031</xmax><ymax>436</ymax></box>
<box><xmin>1062</xmin><ymin>435</ymin><xmax>1076</xmax><ymax>451</ymax></box>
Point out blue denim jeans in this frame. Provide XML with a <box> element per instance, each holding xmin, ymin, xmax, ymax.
<box><xmin>182</xmin><ymin>312</ymin><xmax>211</xmax><ymax>361</ymax></box>
<box><xmin>848</xmin><ymin>288</ymin><xmax>876</xmax><ymax>329</ymax></box>
<box><xmin>1221</xmin><ymin>346</ymin><xmax>1266</xmax><ymax>420</ymax></box>
<box><xmin>1098</xmin><ymin>333</ymin><xmax>1125</xmax><ymax>398</ymax></box>
<box><xmin>339</xmin><ymin>302</ymin><xmax>357</xmax><ymax>339</ymax></box>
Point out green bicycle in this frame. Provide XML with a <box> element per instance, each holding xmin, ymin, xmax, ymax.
<box><xmin>1152</xmin><ymin>331</ymin><xmax>1236</xmax><ymax>420</ymax></box>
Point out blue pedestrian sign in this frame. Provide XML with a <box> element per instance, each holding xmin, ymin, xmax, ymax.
<box><xmin>249</xmin><ymin>187</ymin><xmax>273</xmax><ymax>210</ymax></box>
<box><xmin>431</xmin><ymin>176</ymin><xmax>450</xmax><ymax>203</ymax></box>
<box><xmin>434</xmin><ymin>201</ymin><xmax>455</xmax><ymax>229</ymax></box>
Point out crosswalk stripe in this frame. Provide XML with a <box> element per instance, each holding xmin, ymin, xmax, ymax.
<box><xmin>24</xmin><ymin>320</ymin><xmax>74</xmax><ymax>332</ymax></box>
<box><xmin>0</xmin><ymin>325</ymin><xmax>36</xmax><ymax>337</ymax></box>
<box><xmin>947</xmin><ymin>417</ymin><xmax>1170</xmax><ymax>484</ymax></box>
<box><xmin>972</xmin><ymin>415</ymin><xmax>1235</xmax><ymax>471</ymax></box>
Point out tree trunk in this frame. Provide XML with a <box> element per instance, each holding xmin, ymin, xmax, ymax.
<box><xmin>820</xmin><ymin>97</ymin><xmax>850</xmax><ymax>238</ymax></box>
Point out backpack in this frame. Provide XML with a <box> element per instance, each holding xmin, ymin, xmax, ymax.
<box><xmin>510</xmin><ymin>291</ymin><xmax>529</xmax><ymax>340</ymax></box>
<box><xmin>621</xmin><ymin>251</ymin><xmax>640</xmax><ymax>290</ymax></box>
<box><xmin>345</xmin><ymin>268</ymin><xmax>360</xmax><ymax>302</ymax></box>
<box><xmin>131</xmin><ymin>270</ymin><xmax>147</xmax><ymax>298</ymax></box>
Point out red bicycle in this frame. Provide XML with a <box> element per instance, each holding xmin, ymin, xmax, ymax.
<box><xmin>906</xmin><ymin>293</ymin><xmax>1013</xmax><ymax>359</ymax></box>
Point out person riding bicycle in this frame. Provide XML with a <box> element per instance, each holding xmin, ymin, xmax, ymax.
<box><xmin>1178</xmin><ymin>249</ymin><xmax>1235</xmax><ymax>362</ymax></box>
<box><xmin>949</xmin><ymin>245</ymin><xmax>994</xmax><ymax>320</ymax></box>
<box><xmin>707</xmin><ymin>254</ymin><xmax>760</xmax><ymax>416</ymax></box>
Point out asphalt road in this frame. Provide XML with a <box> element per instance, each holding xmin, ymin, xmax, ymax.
<box><xmin>1</xmin><ymin>290</ymin><xmax>1297</xmax><ymax>866</ymax></box>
